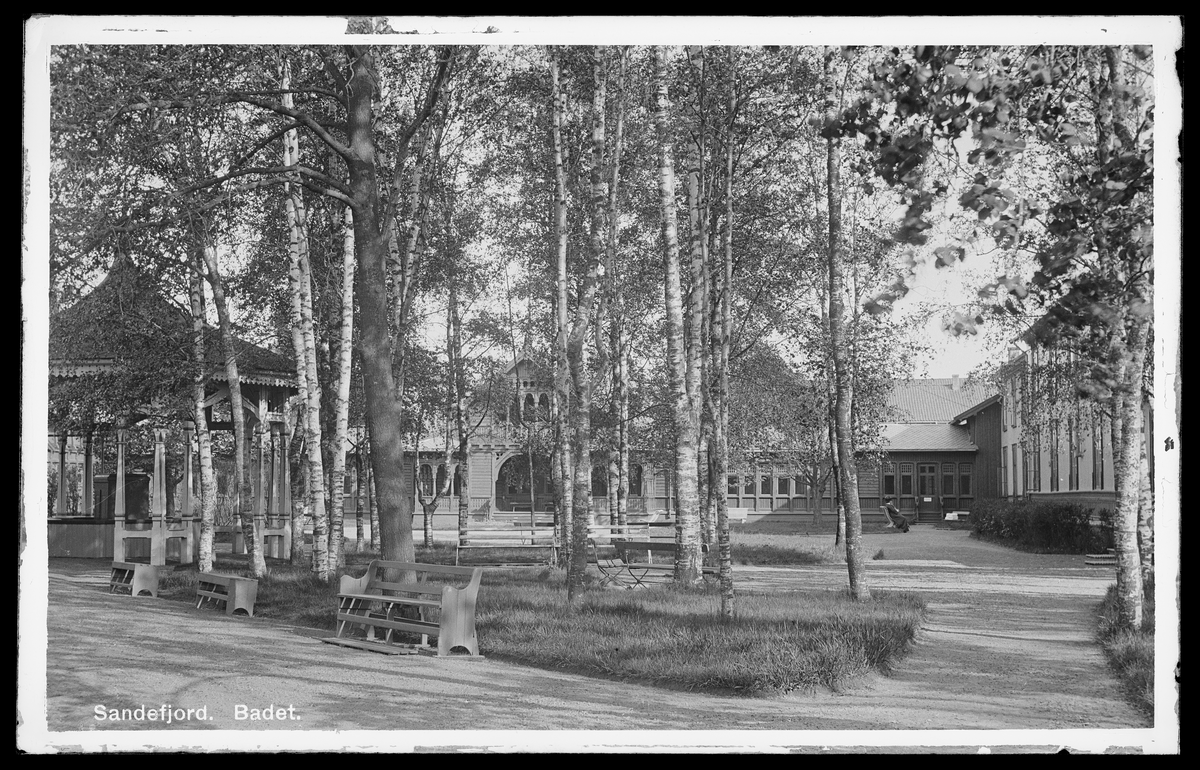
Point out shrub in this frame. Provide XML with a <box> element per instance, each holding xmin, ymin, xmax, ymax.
<box><xmin>972</xmin><ymin>497</ymin><xmax>1111</xmax><ymax>553</ymax></box>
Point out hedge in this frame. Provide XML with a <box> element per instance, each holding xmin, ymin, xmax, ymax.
<box><xmin>971</xmin><ymin>497</ymin><xmax>1113</xmax><ymax>553</ymax></box>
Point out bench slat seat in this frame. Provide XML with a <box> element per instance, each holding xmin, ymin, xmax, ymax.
<box><xmin>324</xmin><ymin>560</ymin><xmax>483</xmax><ymax>658</ymax></box>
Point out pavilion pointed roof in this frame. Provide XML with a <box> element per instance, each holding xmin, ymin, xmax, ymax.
<box><xmin>48</xmin><ymin>254</ymin><xmax>296</xmax><ymax>389</ymax></box>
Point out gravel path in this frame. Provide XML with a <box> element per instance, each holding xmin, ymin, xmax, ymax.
<box><xmin>25</xmin><ymin>528</ymin><xmax>1166</xmax><ymax>753</ymax></box>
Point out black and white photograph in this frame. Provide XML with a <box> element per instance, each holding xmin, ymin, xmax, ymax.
<box><xmin>20</xmin><ymin>15</ymin><xmax>1181</xmax><ymax>754</ymax></box>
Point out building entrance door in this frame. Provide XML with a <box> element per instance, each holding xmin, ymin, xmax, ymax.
<box><xmin>916</xmin><ymin>463</ymin><xmax>940</xmax><ymax>522</ymax></box>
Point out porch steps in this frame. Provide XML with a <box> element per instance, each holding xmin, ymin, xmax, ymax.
<box><xmin>1085</xmin><ymin>548</ymin><xmax>1118</xmax><ymax>566</ymax></box>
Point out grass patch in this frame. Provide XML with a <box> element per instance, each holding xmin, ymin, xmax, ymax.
<box><xmin>153</xmin><ymin>542</ymin><xmax>923</xmax><ymax>696</ymax></box>
<box><xmin>475</xmin><ymin>574</ymin><xmax>924</xmax><ymax>695</ymax></box>
<box><xmin>1096</xmin><ymin>576</ymin><xmax>1155</xmax><ymax>718</ymax></box>
<box><xmin>730</xmin><ymin>533</ymin><xmax>845</xmax><ymax>566</ymax></box>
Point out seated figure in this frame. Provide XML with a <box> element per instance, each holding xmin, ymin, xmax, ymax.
<box><xmin>880</xmin><ymin>497</ymin><xmax>910</xmax><ymax>533</ymax></box>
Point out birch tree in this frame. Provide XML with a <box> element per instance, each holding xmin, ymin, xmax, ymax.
<box><xmin>189</xmin><ymin>252</ymin><xmax>218</xmax><ymax>573</ymax></box>
<box><xmin>842</xmin><ymin>44</ymin><xmax>1155</xmax><ymax>626</ymax></box>
<box><xmin>822</xmin><ymin>48</ymin><xmax>871</xmax><ymax>599</ymax></box>
<box><xmin>198</xmin><ymin>236</ymin><xmax>268</xmax><ymax>579</ymax></box>
<box><xmin>281</xmin><ymin>57</ymin><xmax>330</xmax><ymax>580</ymax></box>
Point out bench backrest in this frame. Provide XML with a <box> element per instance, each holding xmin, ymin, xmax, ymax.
<box><xmin>350</xmin><ymin>560</ymin><xmax>482</xmax><ymax>598</ymax></box>
<box><xmin>198</xmin><ymin>572</ymin><xmax>252</xmax><ymax>585</ymax></box>
<box><xmin>613</xmin><ymin>539</ymin><xmax>710</xmax><ymax>562</ymax></box>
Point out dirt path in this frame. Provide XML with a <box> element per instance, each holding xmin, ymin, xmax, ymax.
<box><xmin>25</xmin><ymin>529</ymin><xmax>1164</xmax><ymax>752</ymax></box>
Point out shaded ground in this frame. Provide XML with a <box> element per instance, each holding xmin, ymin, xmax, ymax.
<box><xmin>24</xmin><ymin>528</ymin><xmax>1165</xmax><ymax>753</ymax></box>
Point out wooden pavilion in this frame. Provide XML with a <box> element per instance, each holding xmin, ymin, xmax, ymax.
<box><xmin>47</xmin><ymin>254</ymin><xmax>297</xmax><ymax>563</ymax></box>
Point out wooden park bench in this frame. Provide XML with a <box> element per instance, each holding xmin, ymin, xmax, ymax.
<box><xmin>456</xmin><ymin>525</ymin><xmax>559</xmax><ymax>566</ymax></box>
<box><xmin>195</xmin><ymin>573</ymin><xmax>259</xmax><ymax>617</ymax></box>
<box><xmin>323</xmin><ymin>560</ymin><xmax>483</xmax><ymax>658</ymax></box>
<box><xmin>109</xmin><ymin>561</ymin><xmax>159</xmax><ymax>598</ymax></box>
<box><xmin>590</xmin><ymin>538</ymin><xmax>716</xmax><ymax>589</ymax></box>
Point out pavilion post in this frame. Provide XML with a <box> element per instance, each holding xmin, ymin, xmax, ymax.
<box><xmin>83</xmin><ymin>432</ymin><xmax>94</xmax><ymax>519</ymax></box>
<box><xmin>180</xmin><ymin>423</ymin><xmax>196</xmax><ymax>564</ymax></box>
<box><xmin>55</xmin><ymin>432</ymin><xmax>68</xmax><ymax>516</ymax></box>
<box><xmin>271</xmin><ymin>421</ymin><xmax>291</xmax><ymax>557</ymax></box>
<box><xmin>254</xmin><ymin>421</ymin><xmax>269</xmax><ymax>556</ymax></box>
<box><xmin>150</xmin><ymin>427</ymin><xmax>167</xmax><ymax>565</ymax></box>
<box><xmin>183</xmin><ymin>423</ymin><xmax>194</xmax><ymax>520</ymax></box>
<box><xmin>113</xmin><ymin>426</ymin><xmax>127</xmax><ymax>561</ymax></box>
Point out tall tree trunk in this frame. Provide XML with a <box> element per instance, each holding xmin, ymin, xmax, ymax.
<box><xmin>713</xmin><ymin>70</ymin><xmax>736</xmax><ymax>617</ymax></box>
<box><xmin>282</xmin><ymin>63</ymin><xmax>330</xmax><ymax>580</ymax></box>
<box><xmin>654</xmin><ymin>45</ymin><xmax>704</xmax><ymax>585</ymax></box>
<box><xmin>354</xmin><ymin>430</ymin><xmax>366</xmax><ymax>552</ymax></box>
<box><xmin>565</xmin><ymin>47</ymin><xmax>612</xmax><ymax>599</ymax></box>
<box><xmin>614</xmin><ymin>340</ymin><xmax>631</xmax><ymax>528</ymax></box>
<box><xmin>605</xmin><ymin>47</ymin><xmax>629</xmax><ymax>531</ymax></box>
<box><xmin>345</xmin><ymin>47</ymin><xmax>451</xmax><ymax>565</ymax></box>
<box><xmin>189</xmin><ymin>259</ymin><xmax>217</xmax><ymax>572</ymax></box>
<box><xmin>326</xmin><ymin>206</ymin><xmax>356</xmax><ymax>570</ymax></box>
<box><xmin>1112</xmin><ymin>313</ymin><xmax>1148</xmax><ymax>628</ymax></box>
<box><xmin>200</xmin><ymin>241</ymin><xmax>266</xmax><ymax>578</ymax></box>
<box><xmin>549</xmin><ymin>48</ymin><xmax>575</xmax><ymax>574</ymax></box>
<box><xmin>824</xmin><ymin>49</ymin><xmax>868</xmax><ymax>599</ymax></box>
<box><xmin>1137</xmin><ymin>413</ymin><xmax>1154</xmax><ymax>580</ymax></box>
<box><xmin>448</xmin><ymin>278</ymin><xmax>472</xmax><ymax>550</ymax></box>
<box><xmin>367</xmin><ymin>443</ymin><xmax>381</xmax><ymax>553</ymax></box>
<box><xmin>682</xmin><ymin>48</ymin><xmax>709</xmax><ymax>577</ymax></box>
<box><xmin>1096</xmin><ymin>46</ymin><xmax>1146</xmax><ymax>628</ymax></box>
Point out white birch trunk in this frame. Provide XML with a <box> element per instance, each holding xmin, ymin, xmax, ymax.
<box><xmin>200</xmin><ymin>242</ymin><xmax>267</xmax><ymax>579</ymax></box>
<box><xmin>189</xmin><ymin>262</ymin><xmax>217</xmax><ymax>573</ymax></box>
<box><xmin>327</xmin><ymin>206</ymin><xmax>356</xmax><ymax>570</ymax></box>
<box><xmin>282</xmin><ymin>64</ymin><xmax>330</xmax><ymax>580</ymax></box>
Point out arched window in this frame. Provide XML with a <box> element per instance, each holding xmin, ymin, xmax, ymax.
<box><xmin>537</xmin><ymin>393</ymin><xmax>551</xmax><ymax>421</ymax></box>
<box><xmin>435</xmin><ymin>464</ymin><xmax>447</xmax><ymax>495</ymax></box>
<box><xmin>419</xmin><ymin>464</ymin><xmax>434</xmax><ymax>497</ymax></box>
<box><xmin>523</xmin><ymin>393</ymin><xmax>535</xmax><ymax>423</ymax></box>
<box><xmin>629</xmin><ymin>464</ymin><xmax>643</xmax><ymax>496</ymax></box>
<box><xmin>452</xmin><ymin>465</ymin><xmax>463</xmax><ymax>496</ymax></box>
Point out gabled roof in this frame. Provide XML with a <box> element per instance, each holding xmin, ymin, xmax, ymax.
<box><xmin>886</xmin><ymin>378</ymin><xmax>996</xmax><ymax>424</ymax></box>
<box><xmin>952</xmin><ymin>393</ymin><xmax>1003</xmax><ymax>423</ymax></box>
<box><xmin>881</xmin><ymin>423</ymin><xmax>977</xmax><ymax>452</ymax></box>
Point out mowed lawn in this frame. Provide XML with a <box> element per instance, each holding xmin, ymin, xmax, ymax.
<box><xmin>118</xmin><ymin>522</ymin><xmax>927</xmax><ymax>696</ymax></box>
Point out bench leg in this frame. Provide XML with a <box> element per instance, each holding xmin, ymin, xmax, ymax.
<box><xmin>437</xmin><ymin>588</ymin><xmax>479</xmax><ymax>657</ymax></box>
<box><xmin>337</xmin><ymin>597</ymin><xmax>368</xmax><ymax>638</ymax></box>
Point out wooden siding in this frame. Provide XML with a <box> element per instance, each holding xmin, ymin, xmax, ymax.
<box><xmin>970</xmin><ymin>401</ymin><xmax>1003</xmax><ymax>501</ymax></box>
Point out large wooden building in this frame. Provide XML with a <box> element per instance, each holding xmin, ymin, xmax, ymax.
<box><xmin>380</xmin><ymin>370</ymin><xmax>1002</xmax><ymax>530</ymax></box>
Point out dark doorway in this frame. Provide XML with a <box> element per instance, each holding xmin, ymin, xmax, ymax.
<box><xmin>916</xmin><ymin>463</ymin><xmax>939</xmax><ymax>521</ymax></box>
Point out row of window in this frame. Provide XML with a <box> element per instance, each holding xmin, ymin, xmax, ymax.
<box><xmin>881</xmin><ymin>462</ymin><xmax>973</xmax><ymax>498</ymax></box>
<box><xmin>1002</xmin><ymin>417</ymin><xmax>1107</xmax><ymax>497</ymax></box>
<box><xmin>435</xmin><ymin>462</ymin><xmax>983</xmax><ymax>501</ymax></box>
<box><xmin>498</xmin><ymin>463</ymin><xmax>649</xmax><ymax>497</ymax></box>
<box><xmin>725</xmin><ymin>474</ymin><xmax>813</xmax><ymax>497</ymax></box>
